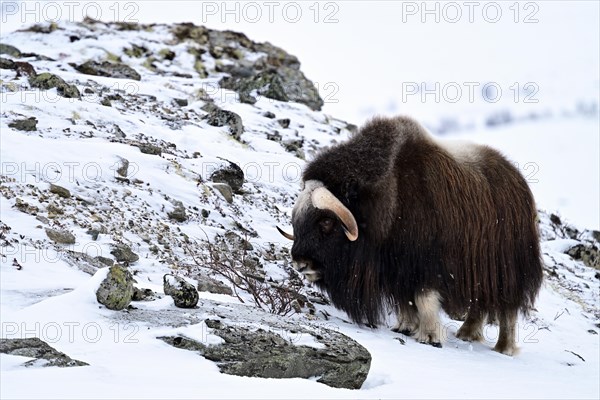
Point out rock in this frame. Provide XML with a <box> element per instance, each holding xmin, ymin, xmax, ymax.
<box><xmin>204</xmin><ymin>108</ymin><xmax>244</xmax><ymax>141</ymax></box>
<box><xmin>277</xmin><ymin>118</ymin><xmax>291</xmax><ymax>128</ymax></box>
<box><xmin>209</xmin><ymin>160</ymin><xmax>244</xmax><ymax>192</ymax></box>
<box><xmin>0</xmin><ymin>338</ymin><xmax>88</xmax><ymax>367</ymax></box>
<box><xmin>96</xmin><ymin>265</ymin><xmax>134</xmax><ymax>310</ymax></box>
<box><xmin>45</xmin><ymin>228</ymin><xmax>76</xmax><ymax>244</ymax></box>
<box><xmin>212</xmin><ymin>183</ymin><xmax>233</xmax><ymax>203</ymax></box>
<box><xmin>197</xmin><ymin>275</ymin><xmax>233</xmax><ymax>295</ymax></box>
<box><xmin>49</xmin><ymin>184</ymin><xmax>71</xmax><ymax>198</ymax></box>
<box><xmin>8</xmin><ymin>117</ymin><xmax>37</xmax><ymax>131</ymax></box>
<box><xmin>159</xmin><ymin>49</ymin><xmax>176</xmax><ymax>61</ymax></box>
<box><xmin>110</xmin><ymin>244</ymin><xmax>139</xmax><ymax>263</ymax></box>
<box><xmin>0</xmin><ymin>56</ymin><xmax>15</xmax><ymax>69</ymax></box>
<box><xmin>263</xmin><ymin>111</ymin><xmax>276</xmax><ymax>119</ymax></box>
<box><xmin>174</xmin><ymin>98</ymin><xmax>188</xmax><ymax>107</ymax></box>
<box><xmin>14</xmin><ymin>198</ymin><xmax>39</xmax><ymax>215</ymax></box>
<box><xmin>115</xmin><ymin>157</ymin><xmax>129</xmax><ymax>177</ymax></box>
<box><xmin>592</xmin><ymin>231</ymin><xmax>600</xmax><ymax>243</ymax></box>
<box><xmin>29</xmin><ymin>73</ymin><xmax>80</xmax><ymax>98</ymax></box>
<box><xmin>86</xmin><ymin>228</ymin><xmax>100</xmax><ymax>241</ymax></box>
<box><xmin>138</xmin><ymin>144</ymin><xmax>162</xmax><ymax>155</ymax></box>
<box><xmin>284</xmin><ymin>138</ymin><xmax>305</xmax><ymax>159</ymax></box>
<box><xmin>220</xmin><ymin>68</ymin><xmax>323</xmax><ymax>111</ymax></box>
<box><xmin>163</xmin><ymin>274</ymin><xmax>199</xmax><ymax>308</ymax></box>
<box><xmin>0</xmin><ymin>43</ymin><xmax>21</xmax><ymax>57</ymax></box>
<box><xmin>158</xmin><ymin>319</ymin><xmax>371</xmax><ymax>389</ymax></box>
<box><xmin>74</xmin><ymin>60</ymin><xmax>141</xmax><ymax>80</ymax></box>
<box><xmin>167</xmin><ymin>200</ymin><xmax>188</xmax><ymax>222</ymax></box>
<box><xmin>132</xmin><ymin>287</ymin><xmax>157</xmax><ymax>301</ymax></box>
<box><xmin>220</xmin><ymin>71</ymin><xmax>287</xmax><ymax>105</ymax></box>
<box><xmin>566</xmin><ymin>243</ymin><xmax>600</xmax><ymax>270</ymax></box>
<box><xmin>96</xmin><ymin>256</ymin><xmax>114</xmax><ymax>267</ymax></box>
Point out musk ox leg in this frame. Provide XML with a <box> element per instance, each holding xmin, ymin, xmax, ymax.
<box><xmin>456</xmin><ymin>309</ymin><xmax>485</xmax><ymax>342</ymax></box>
<box><xmin>391</xmin><ymin>304</ymin><xmax>419</xmax><ymax>336</ymax></box>
<box><xmin>493</xmin><ymin>311</ymin><xmax>519</xmax><ymax>356</ymax></box>
<box><xmin>415</xmin><ymin>291</ymin><xmax>442</xmax><ymax>348</ymax></box>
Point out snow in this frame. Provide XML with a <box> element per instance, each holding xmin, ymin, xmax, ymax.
<box><xmin>1</xmin><ymin>8</ymin><xmax>599</xmax><ymax>400</ymax></box>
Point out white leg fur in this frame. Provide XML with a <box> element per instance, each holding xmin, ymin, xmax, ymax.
<box><xmin>415</xmin><ymin>291</ymin><xmax>443</xmax><ymax>346</ymax></box>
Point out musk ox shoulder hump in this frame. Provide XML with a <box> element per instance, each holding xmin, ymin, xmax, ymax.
<box><xmin>303</xmin><ymin>116</ymin><xmax>428</xmax><ymax>189</ymax></box>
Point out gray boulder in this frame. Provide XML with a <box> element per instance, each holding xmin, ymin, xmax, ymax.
<box><xmin>74</xmin><ymin>60</ymin><xmax>141</xmax><ymax>81</ymax></box>
<box><xmin>8</xmin><ymin>117</ymin><xmax>37</xmax><ymax>131</ymax></box>
<box><xmin>197</xmin><ymin>275</ymin><xmax>233</xmax><ymax>295</ymax></box>
<box><xmin>164</xmin><ymin>274</ymin><xmax>199</xmax><ymax>308</ymax></box>
<box><xmin>209</xmin><ymin>160</ymin><xmax>244</xmax><ymax>192</ymax></box>
<box><xmin>29</xmin><ymin>73</ymin><xmax>80</xmax><ymax>98</ymax></box>
<box><xmin>49</xmin><ymin>184</ymin><xmax>71</xmax><ymax>198</ymax></box>
<box><xmin>45</xmin><ymin>228</ymin><xmax>76</xmax><ymax>245</ymax></box>
<box><xmin>110</xmin><ymin>244</ymin><xmax>139</xmax><ymax>263</ymax></box>
<box><xmin>96</xmin><ymin>265</ymin><xmax>134</xmax><ymax>310</ymax></box>
<box><xmin>204</xmin><ymin>108</ymin><xmax>244</xmax><ymax>141</ymax></box>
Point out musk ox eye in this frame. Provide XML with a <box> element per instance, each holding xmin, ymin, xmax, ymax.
<box><xmin>319</xmin><ymin>217</ymin><xmax>335</xmax><ymax>234</ymax></box>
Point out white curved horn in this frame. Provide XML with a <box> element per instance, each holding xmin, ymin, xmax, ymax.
<box><xmin>311</xmin><ymin>187</ymin><xmax>359</xmax><ymax>241</ymax></box>
<box><xmin>276</xmin><ymin>226</ymin><xmax>295</xmax><ymax>241</ymax></box>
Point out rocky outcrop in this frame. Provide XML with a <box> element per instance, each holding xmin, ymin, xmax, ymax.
<box><xmin>0</xmin><ymin>338</ymin><xmax>88</xmax><ymax>367</ymax></box>
<box><xmin>159</xmin><ymin>318</ymin><xmax>371</xmax><ymax>389</ymax></box>
<box><xmin>74</xmin><ymin>60</ymin><xmax>141</xmax><ymax>81</ymax></box>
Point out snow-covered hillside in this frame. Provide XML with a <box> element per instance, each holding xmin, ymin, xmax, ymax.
<box><xmin>1</xmin><ymin>20</ymin><xmax>599</xmax><ymax>399</ymax></box>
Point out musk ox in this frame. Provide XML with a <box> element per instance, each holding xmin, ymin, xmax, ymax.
<box><xmin>278</xmin><ymin>116</ymin><xmax>543</xmax><ymax>356</ymax></box>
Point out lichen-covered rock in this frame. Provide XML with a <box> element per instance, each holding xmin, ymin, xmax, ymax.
<box><xmin>45</xmin><ymin>228</ymin><xmax>76</xmax><ymax>244</ymax></box>
<box><xmin>209</xmin><ymin>160</ymin><xmax>244</xmax><ymax>192</ymax></box>
<box><xmin>96</xmin><ymin>265</ymin><xmax>134</xmax><ymax>310</ymax></box>
<box><xmin>204</xmin><ymin>108</ymin><xmax>244</xmax><ymax>141</ymax></box>
<box><xmin>29</xmin><ymin>72</ymin><xmax>80</xmax><ymax>98</ymax></box>
<box><xmin>49</xmin><ymin>184</ymin><xmax>71</xmax><ymax>198</ymax></box>
<box><xmin>163</xmin><ymin>274</ymin><xmax>199</xmax><ymax>308</ymax></box>
<box><xmin>158</xmin><ymin>319</ymin><xmax>371</xmax><ymax>389</ymax></box>
<box><xmin>0</xmin><ymin>338</ymin><xmax>88</xmax><ymax>367</ymax></box>
<box><xmin>74</xmin><ymin>60</ymin><xmax>141</xmax><ymax>80</ymax></box>
<box><xmin>8</xmin><ymin>117</ymin><xmax>37</xmax><ymax>131</ymax></box>
<box><xmin>110</xmin><ymin>244</ymin><xmax>139</xmax><ymax>263</ymax></box>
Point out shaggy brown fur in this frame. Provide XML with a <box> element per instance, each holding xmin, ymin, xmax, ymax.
<box><xmin>289</xmin><ymin>116</ymin><xmax>543</xmax><ymax>355</ymax></box>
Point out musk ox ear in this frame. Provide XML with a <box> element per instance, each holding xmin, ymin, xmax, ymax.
<box><xmin>276</xmin><ymin>226</ymin><xmax>295</xmax><ymax>241</ymax></box>
<box><xmin>311</xmin><ymin>187</ymin><xmax>359</xmax><ymax>241</ymax></box>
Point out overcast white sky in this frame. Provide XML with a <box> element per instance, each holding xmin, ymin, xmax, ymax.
<box><xmin>1</xmin><ymin>1</ymin><xmax>599</xmax><ymax>124</ymax></box>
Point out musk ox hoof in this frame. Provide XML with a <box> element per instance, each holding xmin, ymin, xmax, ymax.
<box><xmin>493</xmin><ymin>344</ymin><xmax>519</xmax><ymax>356</ymax></box>
<box><xmin>419</xmin><ymin>340</ymin><xmax>442</xmax><ymax>348</ymax></box>
<box><xmin>391</xmin><ymin>327</ymin><xmax>414</xmax><ymax>336</ymax></box>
